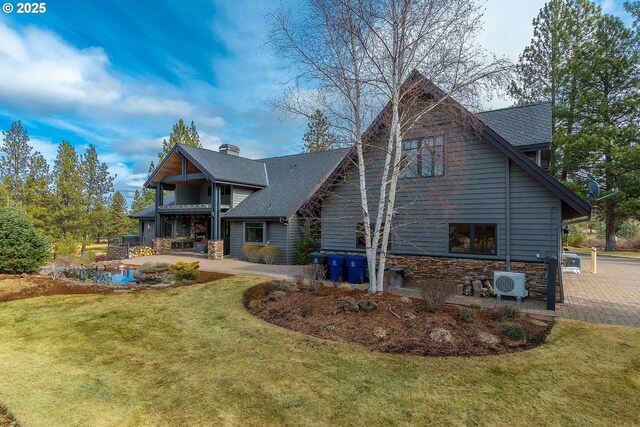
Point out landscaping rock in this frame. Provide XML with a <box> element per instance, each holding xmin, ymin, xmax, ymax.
<box><xmin>339</xmin><ymin>284</ymin><xmax>352</xmax><ymax>290</ymax></box>
<box><xmin>337</xmin><ymin>296</ymin><xmax>359</xmax><ymax>312</ymax></box>
<box><xmin>400</xmin><ymin>296</ymin><xmax>412</xmax><ymax>304</ymax></box>
<box><xmin>527</xmin><ymin>317</ymin><xmax>549</xmax><ymax>327</ymax></box>
<box><xmin>357</xmin><ymin>299</ymin><xmax>378</xmax><ymax>313</ymax></box>
<box><xmin>429</xmin><ymin>328</ymin><xmax>453</xmax><ymax>344</ymax></box>
<box><xmin>325</xmin><ymin>324</ymin><xmax>336</xmax><ymax>332</ymax></box>
<box><xmin>402</xmin><ymin>311</ymin><xmax>416</xmax><ymax>321</ymax></box>
<box><xmin>477</xmin><ymin>332</ymin><xmax>500</xmax><ymax>345</ymax></box>
<box><xmin>85</xmin><ymin>279</ymin><xmax>94</xmax><ymax>285</ymax></box>
<box><xmin>372</xmin><ymin>327</ymin><xmax>387</xmax><ymax>339</ymax></box>
<box><xmin>248</xmin><ymin>299</ymin><xmax>262</xmax><ymax>309</ymax></box>
<box><xmin>268</xmin><ymin>290</ymin><xmax>286</xmax><ymax>301</ymax></box>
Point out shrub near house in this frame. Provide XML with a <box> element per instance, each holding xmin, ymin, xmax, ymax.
<box><xmin>0</xmin><ymin>206</ymin><xmax>50</xmax><ymax>274</ymax></box>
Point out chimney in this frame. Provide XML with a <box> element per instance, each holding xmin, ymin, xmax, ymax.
<box><xmin>219</xmin><ymin>144</ymin><xmax>240</xmax><ymax>156</ymax></box>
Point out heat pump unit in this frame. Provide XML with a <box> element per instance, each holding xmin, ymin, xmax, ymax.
<box><xmin>493</xmin><ymin>272</ymin><xmax>528</xmax><ymax>304</ymax></box>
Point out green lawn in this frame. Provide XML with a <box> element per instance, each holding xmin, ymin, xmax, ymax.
<box><xmin>0</xmin><ymin>276</ymin><xmax>638</xmax><ymax>426</ymax></box>
<box><xmin>567</xmin><ymin>246</ymin><xmax>640</xmax><ymax>260</ymax></box>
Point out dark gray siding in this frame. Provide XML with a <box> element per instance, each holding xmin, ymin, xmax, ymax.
<box><xmin>286</xmin><ymin>215</ymin><xmax>303</xmax><ymax>264</ymax></box>
<box><xmin>198</xmin><ymin>183</ymin><xmax>210</xmax><ymax>204</ymax></box>
<box><xmin>175</xmin><ymin>184</ymin><xmax>199</xmax><ymax>205</ymax></box>
<box><xmin>232</xmin><ymin>186</ymin><xmax>254</xmax><ymax>208</ymax></box>
<box><xmin>140</xmin><ymin>220</ymin><xmax>155</xmax><ymax>246</ymax></box>
<box><xmin>321</xmin><ymin>116</ymin><xmax>561</xmax><ymax>263</ymax></box>
<box><xmin>229</xmin><ymin>219</ymin><xmax>290</xmax><ymax>264</ymax></box>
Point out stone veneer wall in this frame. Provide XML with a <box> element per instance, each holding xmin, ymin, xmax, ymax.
<box><xmin>385</xmin><ymin>255</ymin><xmax>550</xmax><ymax>301</ymax></box>
<box><xmin>208</xmin><ymin>240</ymin><xmax>224</xmax><ymax>260</ymax></box>
<box><xmin>153</xmin><ymin>238</ymin><xmax>172</xmax><ymax>255</ymax></box>
<box><xmin>106</xmin><ymin>244</ymin><xmax>128</xmax><ymax>260</ymax></box>
<box><xmin>322</xmin><ymin>250</ymin><xmax>553</xmax><ymax>301</ymax></box>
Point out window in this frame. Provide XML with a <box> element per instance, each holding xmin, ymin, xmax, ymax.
<box><xmin>356</xmin><ymin>223</ymin><xmax>391</xmax><ymax>250</ymax></box>
<box><xmin>400</xmin><ymin>136</ymin><xmax>444</xmax><ymax>178</ymax></box>
<box><xmin>449</xmin><ymin>223</ymin><xmax>496</xmax><ymax>255</ymax></box>
<box><xmin>244</xmin><ymin>222</ymin><xmax>265</xmax><ymax>243</ymax></box>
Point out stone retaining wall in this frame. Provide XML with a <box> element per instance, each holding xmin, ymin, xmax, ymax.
<box><xmin>106</xmin><ymin>244</ymin><xmax>128</xmax><ymax>260</ymax></box>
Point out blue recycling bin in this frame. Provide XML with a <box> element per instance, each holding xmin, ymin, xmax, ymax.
<box><xmin>326</xmin><ymin>253</ymin><xmax>347</xmax><ymax>282</ymax></box>
<box><xmin>346</xmin><ymin>254</ymin><xmax>367</xmax><ymax>284</ymax></box>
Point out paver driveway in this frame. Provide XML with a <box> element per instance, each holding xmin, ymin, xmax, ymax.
<box><xmin>561</xmin><ymin>256</ymin><xmax>640</xmax><ymax>327</ymax></box>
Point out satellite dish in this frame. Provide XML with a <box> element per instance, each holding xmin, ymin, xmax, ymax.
<box><xmin>587</xmin><ymin>180</ymin><xmax>600</xmax><ymax>200</ymax></box>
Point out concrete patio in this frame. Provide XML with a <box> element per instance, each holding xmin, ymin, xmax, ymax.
<box><xmin>122</xmin><ymin>253</ymin><xmax>639</xmax><ymax>327</ymax></box>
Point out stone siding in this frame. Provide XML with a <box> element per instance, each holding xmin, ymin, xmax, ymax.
<box><xmin>208</xmin><ymin>240</ymin><xmax>224</xmax><ymax>260</ymax></box>
<box><xmin>153</xmin><ymin>238</ymin><xmax>172</xmax><ymax>255</ymax></box>
<box><xmin>106</xmin><ymin>244</ymin><xmax>128</xmax><ymax>260</ymax></box>
<box><xmin>386</xmin><ymin>255</ymin><xmax>549</xmax><ymax>301</ymax></box>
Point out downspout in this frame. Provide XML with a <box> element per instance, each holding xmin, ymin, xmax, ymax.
<box><xmin>280</xmin><ymin>217</ymin><xmax>289</xmax><ymax>264</ymax></box>
<box><xmin>505</xmin><ymin>158</ymin><xmax>511</xmax><ymax>271</ymax></box>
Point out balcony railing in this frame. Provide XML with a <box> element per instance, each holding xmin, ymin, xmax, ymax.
<box><xmin>158</xmin><ymin>204</ymin><xmax>212</xmax><ymax>211</ymax></box>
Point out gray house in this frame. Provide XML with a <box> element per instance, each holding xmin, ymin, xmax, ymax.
<box><xmin>131</xmin><ymin>74</ymin><xmax>589</xmax><ymax>299</ymax></box>
<box><xmin>130</xmin><ymin>144</ymin><xmax>349</xmax><ymax>264</ymax></box>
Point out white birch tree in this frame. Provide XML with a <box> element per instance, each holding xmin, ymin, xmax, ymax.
<box><xmin>269</xmin><ymin>0</ymin><xmax>511</xmax><ymax>292</ymax></box>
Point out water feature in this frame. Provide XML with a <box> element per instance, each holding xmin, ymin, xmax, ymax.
<box><xmin>63</xmin><ymin>268</ymin><xmax>139</xmax><ymax>285</ymax></box>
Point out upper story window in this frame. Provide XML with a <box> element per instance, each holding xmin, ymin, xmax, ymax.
<box><xmin>400</xmin><ymin>135</ymin><xmax>444</xmax><ymax>179</ymax></box>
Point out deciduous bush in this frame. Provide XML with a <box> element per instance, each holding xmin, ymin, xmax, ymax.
<box><xmin>303</xmin><ymin>264</ymin><xmax>326</xmax><ymax>290</ymax></box>
<box><xmin>0</xmin><ymin>206</ymin><xmax>50</xmax><ymax>274</ymax></box>
<box><xmin>243</xmin><ymin>245</ymin><xmax>262</xmax><ymax>263</ymax></box>
<box><xmin>169</xmin><ymin>261</ymin><xmax>200</xmax><ymax>281</ymax></box>
<box><xmin>500</xmin><ymin>322</ymin><xmax>524</xmax><ymax>341</ymax></box>
<box><xmin>138</xmin><ymin>262</ymin><xmax>170</xmax><ymax>274</ymax></box>
<box><xmin>419</xmin><ymin>279</ymin><xmax>457</xmax><ymax>312</ymax></box>
<box><xmin>260</xmin><ymin>246</ymin><xmax>282</xmax><ymax>264</ymax></box>
<box><xmin>567</xmin><ymin>233</ymin><xmax>585</xmax><ymax>247</ymax></box>
<box><xmin>459</xmin><ymin>308</ymin><xmax>476</xmax><ymax>323</ymax></box>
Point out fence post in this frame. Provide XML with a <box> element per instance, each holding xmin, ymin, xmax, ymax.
<box><xmin>591</xmin><ymin>247</ymin><xmax>597</xmax><ymax>274</ymax></box>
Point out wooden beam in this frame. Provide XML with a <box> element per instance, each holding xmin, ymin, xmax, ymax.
<box><xmin>160</xmin><ymin>172</ymin><xmax>207</xmax><ymax>183</ymax></box>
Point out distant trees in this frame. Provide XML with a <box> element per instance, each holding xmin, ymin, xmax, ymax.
<box><xmin>510</xmin><ymin>0</ymin><xmax>640</xmax><ymax>251</ymax></box>
<box><xmin>107</xmin><ymin>191</ymin><xmax>134</xmax><ymax>237</ymax></box>
<box><xmin>0</xmin><ymin>121</ymin><xmax>132</xmax><ymax>253</ymax></box>
<box><xmin>302</xmin><ymin>110</ymin><xmax>337</xmax><ymax>152</ymax></box>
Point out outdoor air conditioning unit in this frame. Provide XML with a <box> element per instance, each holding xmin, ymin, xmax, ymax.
<box><xmin>493</xmin><ymin>272</ymin><xmax>528</xmax><ymax>304</ymax></box>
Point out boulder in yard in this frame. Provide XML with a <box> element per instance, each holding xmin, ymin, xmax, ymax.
<box><xmin>400</xmin><ymin>296</ymin><xmax>412</xmax><ymax>304</ymax></box>
<box><xmin>268</xmin><ymin>290</ymin><xmax>286</xmax><ymax>301</ymax></box>
<box><xmin>402</xmin><ymin>311</ymin><xmax>416</xmax><ymax>321</ymax></box>
<box><xmin>372</xmin><ymin>327</ymin><xmax>387</xmax><ymax>339</ymax></box>
<box><xmin>429</xmin><ymin>328</ymin><xmax>453</xmax><ymax>344</ymax></box>
<box><xmin>338</xmin><ymin>296</ymin><xmax>359</xmax><ymax>312</ymax></box>
<box><xmin>357</xmin><ymin>299</ymin><xmax>378</xmax><ymax>313</ymax></box>
<box><xmin>477</xmin><ymin>332</ymin><xmax>500</xmax><ymax>345</ymax></box>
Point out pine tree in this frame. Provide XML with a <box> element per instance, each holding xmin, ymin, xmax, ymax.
<box><xmin>130</xmin><ymin>189</ymin><xmax>154</xmax><ymax>214</ymax></box>
<box><xmin>80</xmin><ymin>145</ymin><xmax>114</xmax><ymax>247</ymax></box>
<box><xmin>51</xmin><ymin>142</ymin><xmax>85</xmax><ymax>242</ymax></box>
<box><xmin>576</xmin><ymin>14</ymin><xmax>640</xmax><ymax>251</ymax></box>
<box><xmin>302</xmin><ymin>110</ymin><xmax>337</xmax><ymax>152</ymax></box>
<box><xmin>107</xmin><ymin>191</ymin><xmax>135</xmax><ymax>236</ymax></box>
<box><xmin>0</xmin><ymin>120</ymin><xmax>32</xmax><ymax>202</ymax></box>
<box><xmin>23</xmin><ymin>153</ymin><xmax>54</xmax><ymax>234</ymax></box>
<box><xmin>157</xmin><ymin>119</ymin><xmax>201</xmax><ymax>163</ymax></box>
<box><xmin>510</xmin><ymin>0</ymin><xmax>601</xmax><ymax>180</ymax></box>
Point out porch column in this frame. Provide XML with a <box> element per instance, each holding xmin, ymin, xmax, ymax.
<box><xmin>210</xmin><ymin>181</ymin><xmax>220</xmax><ymax>240</ymax></box>
<box><xmin>154</xmin><ymin>183</ymin><xmax>164</xmax><ymax>238</ymax></box>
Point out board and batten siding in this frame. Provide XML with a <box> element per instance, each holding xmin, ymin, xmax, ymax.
<box><xmin>174</xmin><ymin>184</ymin><xmax>199</xmax><ymax>205</ymax></box>
<box><xmin>141</xmin><ymin>220</ymin><xmax>155</xmax><ymax>244</ymax></box>
<box><xmin>321</xmin><ymin>115</ymin><xmax>561</xmax><ymax>263</ymax></box>
<box><xmin>229</xmin><ymin>219</ymin><xmax>291</xmax><ymax>264</ymax></box>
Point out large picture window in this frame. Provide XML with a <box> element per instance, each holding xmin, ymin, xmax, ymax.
<box><xmin>244</xmin><ymin>222</ymin><xmax>265</xmax><ymax>243</ymax></box>
<box><xmin>400</xmin><ymin>135</ymin><xmax>444</xmax><ymax>178</ymax></box>
<box><xmin>449</xmin><ymin>223</ymin><xmax>497</xmax><ymax>255</ymax></box>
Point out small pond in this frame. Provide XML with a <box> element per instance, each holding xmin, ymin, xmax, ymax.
<box><xmin>64</xmin><ymin>268</ymin><xmax>139</xmax><ymax>285</ymax></box>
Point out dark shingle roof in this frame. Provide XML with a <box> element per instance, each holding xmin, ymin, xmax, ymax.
<box><xmin>224</xmin><ymin>148</ymin><xmax>350</xmax><ymax>219</ymax></box>
<box><xmin>180</xmin><ymin>145</ymin><xmax>268</xmax><ymax>187</ymax></box>
<box><xmin>477</xmin><ymin>102</ymin><xmax>552</xmax><ymax>148</ymax></box>
<box><xmin>129</xmin><ymin>193</ymin><xmax>174</xmax><ymax>218</ymax></box>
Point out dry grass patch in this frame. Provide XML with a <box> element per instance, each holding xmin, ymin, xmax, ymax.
<box><xmin>0</xmin><ymin>279</ymin><xmax>38</xmax><ymax>298</ymax></box>
<box><xmin>0</xmin><ymin>276</ymin><xmax>637</xmax><ymax>426</ymax></box>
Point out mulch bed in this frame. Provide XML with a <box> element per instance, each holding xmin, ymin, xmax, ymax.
<box><xmin>245</xmin><ymin>282</ymin><xmax>554</xmax><ymax>357</ymax></box>
<box><xmin>0</xmin><ymin>271</ymin><xmax>230</xmax><ymax>303</ymax></box>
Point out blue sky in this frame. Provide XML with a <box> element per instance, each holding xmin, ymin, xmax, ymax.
<box><xmin>0</xmin><ymin>0</ymin><xmax>633</xmax><ymax>202</ymax></box>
